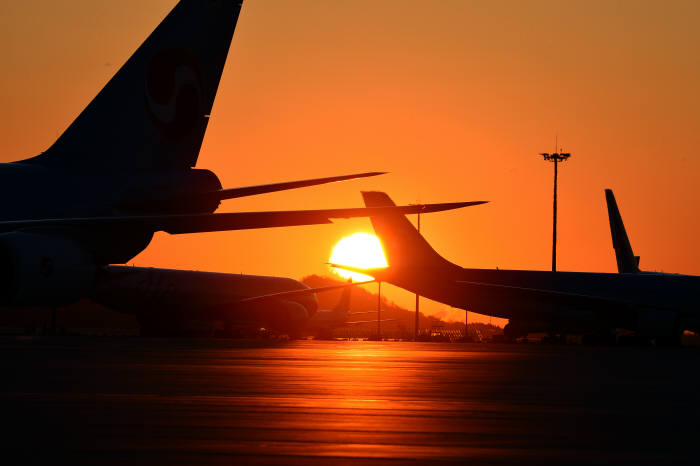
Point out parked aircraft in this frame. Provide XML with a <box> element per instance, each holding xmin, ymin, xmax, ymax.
<box><xmin>93</xmin><ymin>266</ymin><xmax>320</xmax><ymax>336</ymax></box>
<box><xmin>332</xmin><ymin>191</ymin><xmax>700</xmax><ymax>345</ymax></box>
<box><xmin>0</xmin><ymin>0</ymin><xmax>479</xmax><ymax>334</ymax></box>
<box><xmin>305</xmin><ymin>281</ymin><xmax>357</xmax><ymax>338</ymax></box>
<box><xmin>303</xmin><ymin>280</ymin><xmax>395</xmax><ymax>338</ymax></box>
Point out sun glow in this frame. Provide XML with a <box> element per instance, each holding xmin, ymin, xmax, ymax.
<box><xmin>329</xmin><ymin>233</ymin><xmax>388</xmax><ymax>281</ymax></box>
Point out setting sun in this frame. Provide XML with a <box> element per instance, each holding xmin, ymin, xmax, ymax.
<box><xmin>329</xmin><ymin>233</ymin><xmax>388</xmax><ymax>281</ymax></box>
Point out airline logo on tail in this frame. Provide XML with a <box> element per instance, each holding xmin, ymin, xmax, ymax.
<box><xmin>145</xmin><ymin>48</ymin><xmax>205</xmax><ymax>140</ymax></box>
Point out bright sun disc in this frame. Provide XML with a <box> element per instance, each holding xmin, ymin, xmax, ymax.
<box><xmin>329</xmin><ymin>233</ymin><xmax>388</xmax><ymax>281</ymax></box>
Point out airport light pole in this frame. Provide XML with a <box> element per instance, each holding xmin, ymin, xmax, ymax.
<box><xmin>464</xmin><ymin>310</ymin><xmax>468</xmax><ymax>342</ymax></box>
<box><xmin>377</xmin><ymin>281</ymin><xmax>382</xmax><ymax>340</ymax></box>
<box><xmin>414</xmin><ymin>211</ymin><xmax>421</xmax><ymax>341</ymax></box>
<box><xmin>540</xmin><ymin>148</ymin><xmax>571</xmax><ymax>272</ymax></box>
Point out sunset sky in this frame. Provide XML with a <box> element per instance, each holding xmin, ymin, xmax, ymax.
<box><xmin>3</xmin><ymin>0</ymin><xmax>699</xmax><ymax>323</ymax></box>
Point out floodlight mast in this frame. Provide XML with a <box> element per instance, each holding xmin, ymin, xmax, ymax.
<box><xmin>540</xmin><ymin>148</ymin><xmax>571</xmax><ymax>272</ymax></box>
<box><xmin>377</xmin><ymin>281</ymin><xmax>382</xmax><ymax>339</ymax></box>
<box><xmin>415</xmin><ymin>211</ymin><xmax>420</xmax><ymax>341</ymax></box>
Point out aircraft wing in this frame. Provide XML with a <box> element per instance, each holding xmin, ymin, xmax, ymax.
<box><xmin>348</xmin><ymin>311</ymin><xmax>383</xmax><ymax>316</ymax></box>
<box><xmin>455</xmin><ymin>280</ymin><xmax>674</xmax><ymax>310</ymax></box>
<box><xmin>237</xmin><ymin>280</ymin><xmax>375</xmax><ymax>305</ymax></box>
<box><xmin>345</xmin><ymin>319</ymin><xmax>397</xmax><ymax>325</ymax></box>
<box><xmin>0</xmin><ymin>202</ymin><xmax>484</xmax><ymax>235</ymax></box>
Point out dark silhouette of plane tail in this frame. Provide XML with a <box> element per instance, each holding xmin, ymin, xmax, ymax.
<box><xmin>361</xmin><ymin>191</ymin><xmax>455</xmax><ymax>269</ymax></box>
<box><xmin>25</xmin><ymin>0</ymin><xmax>242</xmax><ymax>171</ymax></box>
<box><xmin>333</xmin><ymin>279</ymin><xmax>353</xmax><ymax>315</ymax></box>
<box><xmin>605</xmin><ymin>189</ymin><xmax>640</xmax><ymax>273</ymax></box>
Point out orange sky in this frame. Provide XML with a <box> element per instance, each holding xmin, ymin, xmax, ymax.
<box><xmin>2</xmin><ymin>0</ymin><xmax>700</xmax><ymax>324</ymax></box>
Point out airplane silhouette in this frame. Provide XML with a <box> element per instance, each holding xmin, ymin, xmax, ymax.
<box><xmin>0</xmin><ymin>1</ymin><xmax>478</xmax><ymax>335</ymax></box>
<box><xmin>332</xmin><ymin>191</ymin><xmax>699</xmax><ymax>346</ymax></box>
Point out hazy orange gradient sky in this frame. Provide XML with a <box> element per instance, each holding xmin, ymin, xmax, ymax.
<box><xmin>2</xmin><ymin>0</ymin><xmax>700</xmax><ymax>323</ymax></box>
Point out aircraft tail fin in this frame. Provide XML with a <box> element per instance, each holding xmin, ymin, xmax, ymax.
<box><xmin>332</xmin><ymin>279</ymin><xmax>353</xmax><ymax>315</ymax></box>
<box><xmin>605</xmin><ymin>189</ymin><xmax>640</xmax><ymax>273</ymax></box>
<box><xmin>24</xmin><ymin>0</ymin><xmax>242</xmax><ymax>171</ymax></box>
<box><xmin>361</xmin><ymin>191</ymin><xmax>455</xmax><ymax>269</ymax></box>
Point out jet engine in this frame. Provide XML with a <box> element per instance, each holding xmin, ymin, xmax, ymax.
<box><xmin>0</xmin><ymin>232</ymin><xmax>96</xmax><ymax>306</ymax></box>
<box><xmin>264</xmin><ymin>299</ymin><xmax>312</xmax><ymax>335</ymax></box>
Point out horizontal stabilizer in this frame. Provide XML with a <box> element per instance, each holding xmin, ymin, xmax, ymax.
<box><xmin>115</xmin><ymin>172</ymin><xmax>387</xmax><ymax>214</ymax></box>
<box><xmin>0</xmin><ymin>202</ymin><xmax>477</xmax><ymax>235</ymax></box>
<box><xmin>213</xmin><ymin>172</ymin><xmax>387</xmax><ymax>201</ymax></box>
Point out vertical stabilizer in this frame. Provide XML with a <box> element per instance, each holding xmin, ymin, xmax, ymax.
<box><xmin>361</xmin><ymin>191</ymin><xmax>454</xmax><ymax>269</ymax></box>
<box><xmin>24</xmin><ymin>0</ymin><xmax>242</xmax><ymax>171</ymax></box>
<box><xmin>333</xmin><ymin>279</ymin><xmax>353</xmax><ymax>315</ymax></box>
<box><xmin>605</xmin><ymin>189</ymin><xmax>640</xmax><ymax>273</ymax></box>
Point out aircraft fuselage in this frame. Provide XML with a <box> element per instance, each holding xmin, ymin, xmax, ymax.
<box><xmin>0</xmin><ymin>163</ymin><xmax>222</xmax><ymax>264</ymax></box>
<box><xmin>382</xmin><ymin>266</ymin><xmax>700</xmax><ymax>334</ymax></box>
<box><xmin>94</xmin><ymin>266</ymin><xmax>316</xmax><ymax>335</ymax></box>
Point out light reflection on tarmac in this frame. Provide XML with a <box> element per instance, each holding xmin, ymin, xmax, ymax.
<box><xmin>2</xmin><ymin>337</ymin><xmax>699</xmax><ymax>464</ymax></box>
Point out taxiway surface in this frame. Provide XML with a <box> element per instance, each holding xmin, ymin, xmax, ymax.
<box><xmin>2</xmin><ymin>337</ymin><xmax>699</xmax><ymax>464</ymax></box>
